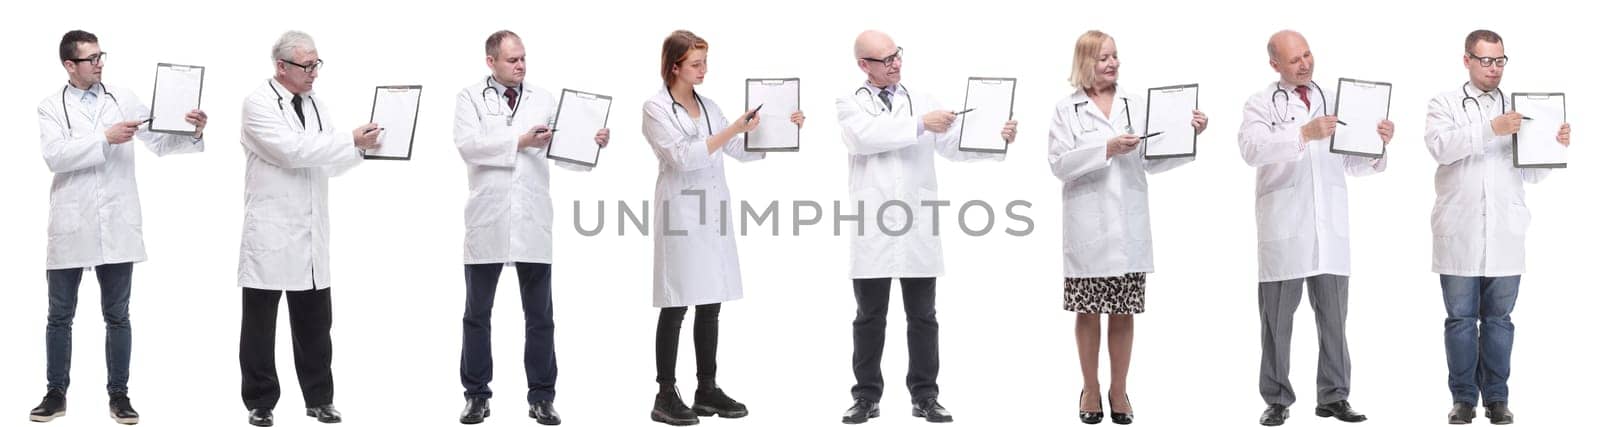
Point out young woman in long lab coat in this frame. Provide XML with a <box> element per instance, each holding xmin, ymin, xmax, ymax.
<box><xmin>1047</xmin><ymin>31</ymin><xmax>1208</xmax><ymax>425</ymax></box>
<box><xmin>640</xmin><ymin>30</ymin><xmax>805</xmax><ymax>426</ymax></box>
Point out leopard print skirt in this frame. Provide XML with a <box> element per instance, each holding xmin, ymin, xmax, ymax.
<box><xmin>1063</xmin><ymin>273</ymin><xmax>1146</xmax><ymax>314</ymax></box>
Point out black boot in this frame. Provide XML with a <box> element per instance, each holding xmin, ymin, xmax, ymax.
<box><xmin>650</xmin><ymin>388</ymin><xmax>699</xmax><ymax>426</ymax></box>
<box><xmin>109</xmin><ymin>392</ymin><xmax>140</xmax><ymax>425</ymax></box>
<box><xmin>693</xmin><ymin>387</ymin><xmax>748</xmax><ymax>418</ymax></box>
<box><xmin>29</xmin><ymin>389</ymin><xmax>67</xmax><ymax>423</ymax></box>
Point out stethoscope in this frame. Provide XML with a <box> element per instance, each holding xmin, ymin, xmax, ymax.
<box><xmin>854</xmin><ymin>84</ymin><xmax>914</xmax><ymax>117</ymax></box>
<box><xmin>267</xmin><ymin>79</ymin><xmax>323</xmax><ymax>132</ymax></box>
<box><xmin>1460</xmin><ymin>81</ymin><xmax>1507</xmax><ymax>124</ymax></box>
<box><xmin>1269</xmin><ymin>81</ymin><xmax>1328</xmax><ymax>126</ymax></box>
<box><xmin>480</xmin><ymin>77</ymin><xmax>524</xmax><ymax>126</ymax></box>
<box><xmin>668</xmin><ymin>88</ymin><xmax>713</xmax><ymax>137</ymax></box>
<box><xmin>60</xmin><ymin>82</ymin><xmax>122</xmax><ymax>131</ymax></box>
<box><xmin>1072</xmin><ymin>97</ymin><xmax>1134</xmax><ymax>134</ymax></box>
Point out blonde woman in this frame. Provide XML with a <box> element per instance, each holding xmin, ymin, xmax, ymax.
<box><xmin>1046</xmin><ymin>30</ymin><xmax>1207</xmax><ymax>425</ymax></box>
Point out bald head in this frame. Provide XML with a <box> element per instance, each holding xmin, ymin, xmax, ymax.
<box><xmin>854</xmin><ymin>30</ymin><xmax>902</xmax><ymax>87</ymax></box>
<box><xmin>1267</xmin><ymin>30</ymin><xmax>1315</xmax><ymax>86</ymax></box>
<box><xmin>854</xmin><ymin>30</ymin><xmax>894</xmax><ymax>59</ymax></box>
<box><xmin>1266</xmin><ymin>30</ymin><xmax>1307</xmax><ymax>61</ymax></box>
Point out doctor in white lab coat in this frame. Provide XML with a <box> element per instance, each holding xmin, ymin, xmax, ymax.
<box><xmin>1046</xmin><ymin>31</ymin><xmax>1208</xmax><ymax>424</ymax></box>
<box><xmin>235</xmin><ymin>31</ymin><xmax>379</xmax><ymax>427</ymax></box>
<box><xmin>30</xmin><ymin>29</ymin><xmax>207</xmax><ymax>425</ymax></box>
<box><xmin>835</xmin><ymin>30</ymin><xmax>1016</xmax><ymax>425</ymax></box>
<box><xmin>1239</xmin><ymin>31</ymin><xmax>1393</xmax><ymax>427</ymax></box>
<box><xmin>639</xmin><ymin>30</ymin><xmax>803</xmax><ymax>426</ymax></box>
<box><xmin>1425</xmin><ymin>30</ymin><xmax>1571</xmax><ymax>425</ymax></box>
<box><xmin>452</xmin><ymin>30</ymin><xmax>610</xmax><ymax>426</ymax></box>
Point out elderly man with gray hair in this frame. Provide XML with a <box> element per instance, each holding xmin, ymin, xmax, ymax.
<box><xmin>235</xmin><ymin>30</ymin><xmax>379</xmax><ymax>427</ymax></box>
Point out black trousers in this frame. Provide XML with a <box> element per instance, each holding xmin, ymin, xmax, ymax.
<box><xmin>240</xmin><ymin>287</ymin><xmax>333</xmax><ymax>410</ymax></box>
<box><xmin>461</xmin><ymin>262</ymin><xmax>557</xmax><ymax>403</ymax></box>
<box><xmin>655</xmin><ymin>303</ymin><xmax>720</xmax><ymax>390</ymax></box>
<box><xmin>851</xmin><ymin>277</ymin><xmax>940</xmax><ymax>403</ymax></box>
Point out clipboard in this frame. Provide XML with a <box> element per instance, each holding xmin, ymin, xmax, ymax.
<box><xmin>1329</xmin><ymin>78</ymin><xmax>1391</xmax><ymax>159</ymax></box>
<box><xmin>148</xmin><ymin>63</ymin><xmax>205</xmax><ymax>135</ymax></box>
<box><xmin>744</xmin><ymin>78</ymin><xmax>801</xmax><ymax>152</ymax></box>
<box><xmin>957</xmin><ymin>77</ymin><xmax>1016</xmax><ymax>153</ymax></box>
<box><xmin>364</xmin><ymin>85</ymin><xmax>423</xmax><ymax>160</ymax></box>
<box><xmin>546</xmin><ymin>89</ymin><xmax>612</xmax><ymax>168</ymax></box>
<box><xmin>1142</xmin><ymin>83</ymin><xmax>1199</xmax><ymax>159</ymax></box>
<box><xmin>1511</xmin><ymin>92</ymin><xmax>1568</xmax><ymax>168</ymax></box>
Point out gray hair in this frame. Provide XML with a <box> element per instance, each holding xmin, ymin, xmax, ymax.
<box><xmin>272</xmin><ymin>30</ymin><xmax>317</xmax><ymax>62</ymax></box>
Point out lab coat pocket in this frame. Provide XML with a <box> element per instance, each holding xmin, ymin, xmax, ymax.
<box><xmin>1063</xmin><ymin>191</ymin><xmax>1103</xmax><ymax>251</ymax></box>
<box><xmin>1329</xmin><ymin>184</ymin><xmax>1350</xmax><ymax>238</ymax></box>
<box><xmin>464</xmin><ymin>189</ymin><xmax>506</xmax><ymax>229</ymax></box>
<box><xmin>1256</xmin><ymin>188</ymin><xmax>1301</xmax><ymax>242</ymax></box>
<box><xmin>1506</xmin><ymin>203</ymin><xmax>1531</xmax><ymax>237</ymax></box>
<box><xmin>47</xmin><ymin>201</ymin><xmax>83</xmax><ymax>236</ymax></box>
<box><xmin>1430</xmin><ymin>204</ymin><xmax>1462</xmax><ymax>237</ymax></box>
<box><xmin>1125</xmin><ymin>188</ymin><xmax>1151</xmax><ymax>243</ymax></box>
<box><xmin>241</xmin><ymin>217</ymin><xmax>293</xmax><ymax>252</ymax></box>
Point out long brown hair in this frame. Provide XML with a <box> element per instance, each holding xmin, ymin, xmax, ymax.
<box><xmin>659</xmin><ymin>30</ymin><xmax>708</xmax><ymax>87</ymax></box>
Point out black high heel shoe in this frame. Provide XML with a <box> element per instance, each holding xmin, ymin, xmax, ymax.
<box><xmin>1079</xmin><ymin>390</ymin><xmax>1104</xmax><ymax>424</ymax></box>
<box><xmin>1110</xmin><ymin>393</ymin><xmax>1133</xmax><ymax>425</ymax></box>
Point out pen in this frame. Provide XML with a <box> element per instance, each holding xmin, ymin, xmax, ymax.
<box><xmin>1139</xmin><ymin>131</ymin><xmax>1165</xmax><ymax>140</ymax></box>
<box><xmin>1336</xmin><ymin>120</ymin><xmax>1348</xmax><ymax>125</ymax></box>
<box><xmin>534</xmin><ymin>128</ymin><xmax>558</xmax><ymax>134</ymax></box>
<box><xmin>953</xmin><ymin>108</ymin><xmax>976</xmax><ymax>115</ymax></box>
<box><xmin>746</xmin><ymin>104</ymin><xmax>764</xmax><ymax>122</ymax></box>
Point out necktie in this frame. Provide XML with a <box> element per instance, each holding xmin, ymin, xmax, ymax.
<box><xmin>291</xmin><ymin>94</ymin><xmax>306</xmax><ymax>127</ymax></box>
<box><xmin>877</xmin><ymin>87</ymin><xmax>893</xmax><ymax>111</ymax></box>
<box><xmin>505</xmin><ymin>87</ymin><xmax>519</xmax><ymax>110</ymax></box>
<box><xmin>1294</xmin><ymin>85</ymin><xmax>1311</xmax><ymax>110</ymax></box>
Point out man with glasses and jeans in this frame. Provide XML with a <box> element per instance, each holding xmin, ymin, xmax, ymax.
<box><xmin>31</xmin><ymin>29</ymin><xmax>209</xmax><ymax>425</ymax></box>
<box><xmin>236</xmin><ymin>30</ymin><xmax>380</xmax><ymax>427</ymax></box>
<box><xmin>834</xmin><ymin>30</ymin><xmax>1016</xmax><ymax>425</ymax></box>
<box><xmin>1423</xmin><ymin>29</ymin><xmax>1571</xmax><ymax>425</ymax></box>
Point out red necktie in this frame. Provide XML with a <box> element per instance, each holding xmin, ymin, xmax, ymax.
<box><xmin>1294</xmin><ymin>85</ymin><xmax>1311</xmax><ymax>110</ymax></box>
<box><xmin>504</xmin><ymin>87</ymin><xmax>518</xmax><ymax>110</ymax></box>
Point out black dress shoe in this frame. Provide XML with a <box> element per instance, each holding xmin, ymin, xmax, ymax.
<box><xmin>1260</xmin><ymin>404</ymin><xmax>1288</xmax><ymax>426</ymax></box>
<box><xmin>530</xmin><ymin>400</ymin><xmax>561</xmax><ymax>425</ymax></box>
<box><xmin>305</xmin><ymin>405</ymin><xmax>342</xmax><ymax>423</ymax></box>
<box><xmin>459</xmin><ymin>398</ymin><xmax>490</xmax><ymax>424</ymax></box>
<box><xmin>911</xmin><ymin>397</ymin><xmax>953</xmax><ymax>423</ymax></box>
<box><xmin>1110</xmin><ymin>393</ymin><xmax>1133</xmax><ymax>425</ymax></box>
<box><xmin>109</xmin><ymin>392</ymin><xmax>140</xmax><ymax>425</ymax></box>
<box><xmin>1485</xmin><ymin>401</ymin><xmax>1513</xmax><ymax>425</ymax></box>
<box><xmin>841</xmin><ymin>398</ymin><xmax>879</xmax><ymax>424</ymax></box>
<box><xmin>248</xmin><ymin>408</ymin><xmax>274</xmax><ymax>427</ymax></box>
<box><xmin>650</xmin><ymin>388</ymin><xmax>699</xmax><ymax>426</ymax></box>
<box><xmin>1314</xmin><ymin>400</ymin><xmax>1367</xmax><ymax>423</ymax></box>
<box><xmin>1449</xmin><ymin>402</ymin><xmax>1475</xmax><ymax>424</ymax></box>
<box><xmin>692</xmin><ymin>387</ymin><xmax>748</xmax><ymax>418</ymax></box>
<box><xmin>1079</xmin><ymin>390</ymin><xmax>1104</xmax><ymax>424</ymax></box>
<box><xmin>29</xmin><ymin>389</ymin><xmax>66</xmax><ymax>423</ymax></box>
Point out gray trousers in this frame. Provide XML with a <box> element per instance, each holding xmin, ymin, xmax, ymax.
<box><xmin>1259</xmin><ymin>274</ymin><xmax>1351</xmax><ymax>406</ymax></box>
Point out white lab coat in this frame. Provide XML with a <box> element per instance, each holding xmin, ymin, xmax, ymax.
<box><xmin>835</xmin><ymin>82</ymin><xmax>1000</xmax><ymax>279</ymax></box>
<box><xmin>1048</xmin><ymin>87</ymin><xmax>1192</xmax><ymax>278</ymax></box>
<box><xmin>641</xmin><ymin>89</ymin><xmax>764</xmax><ymax>307</ymax></box>
<box><xmin>1237</xmin><ymin>81</ymin><xmax>1386</xmax><ymax>283</ymax></box>
<box><xmin>453</xmin><ymin>77</ymin><xmax>591</xmax><ymax>266</ymax></box>
<box><xmin>236</xmin><ymin>79</ymin><xmax>364</xmax><ymax>291</ymax></box>
<box><xmin>37</xmin><ymin>83</ymin><xmax>204</xmax><ymax>270</ymax></box>
<box><xmin>1424</xmin><ymin>85</ymin><xmax>1550</xmax><ymax>277</ymax></box>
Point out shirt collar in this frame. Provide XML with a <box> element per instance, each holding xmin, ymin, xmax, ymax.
<box><xmin>864</xmin><ymin>81</ymin><xmax>900</xmax><ymax>98</ymax></box>
<box><xmin>488</xmin><ymin>77</ymin><xmax>519</xmax><ymax>98</ymax></box>
<box><xmin>1465</xmin><ymin>82</ymin><xmax>1498</xmax><ymax>101</ymax></box>
<box><xmin>64</xmin><ymin>82</ymin><xmax>100</xmax><ymax>100</ymax></box>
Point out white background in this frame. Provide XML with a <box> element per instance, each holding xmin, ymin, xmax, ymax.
<box><xmin>1</xmin><ymin>0</ymin><xmax>1594</xmax><ymax>426</ymax></box>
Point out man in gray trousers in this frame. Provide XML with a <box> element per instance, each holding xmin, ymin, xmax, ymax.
<box><xmin>1236</xmin><ymin>30</ymin><xmax>1394</xmax><ymax>426</ymax></box>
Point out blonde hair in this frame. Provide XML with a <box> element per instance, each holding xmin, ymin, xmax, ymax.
<box><xmin>1069</xmin><ymin>30</ymin><xmax>1112</xmax><ymax>91</ymax></box>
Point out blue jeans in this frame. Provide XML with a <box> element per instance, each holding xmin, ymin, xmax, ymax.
<box><xmin>1441</xmin><ymin>275</ymin><xmax>1520</xmax><ymax>405</ymax></box>
<box><xmin>46</xmin><ymin>263</ymin><xmax>134</xmax><ymax>394</ymax></box>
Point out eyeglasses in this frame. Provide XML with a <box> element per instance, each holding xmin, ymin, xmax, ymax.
<box><xmin>1468</xmin><ymin>53</ymin><xmax>1508</xmax><ymax>68</ymax></box>
<box><xmin>67</xmin><ymin>52</ymin><xmax>107</xmax><ymax>65</ymax></box>
<box><xmin>279</xmin><ymin>58</ymin><xmax>325</xmax><ymax>73</ymax></box>
<box><xmin>860</xmin><ymin>47</ymin><xmax>903</xmax><ymax>65</ymax></box>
